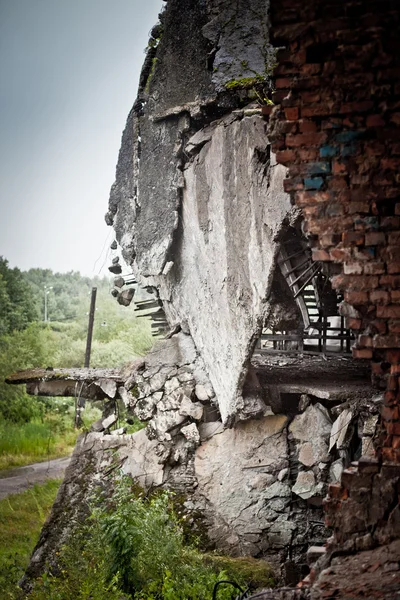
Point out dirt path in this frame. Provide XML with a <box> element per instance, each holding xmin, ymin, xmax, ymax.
<box><xmin>0</xmin><ymin>456</ymin><xmax>71</xmax><ymax>499</ymax></box>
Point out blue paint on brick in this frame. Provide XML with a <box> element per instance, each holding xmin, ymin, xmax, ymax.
<box><xmin>320</xmin><ymin>145</ymin><xmax>338</xmax><ymax>158</ymax></box>
<box><xmin>334</xmin><ymin>131</ymin><xmax>362</xmax><ymax>143</ymax></box>
<box><xmin>304</xmin><ymin>177</ymin><xmax>324</xmax><ymax>190</ymax></box>
<box><xmin>354</xmin><ymin>217</ymin><xmax>380</xmax><ymax>230</ymax></box>
<box><xmin>341</xmin><ymin>144</ymin><xmax>358</xmax><ymax>157</ymax></box>
<box><xmin>306</xmin><ymin>161</ymin><xmax>331</xmax><ymax>175</ymax></box>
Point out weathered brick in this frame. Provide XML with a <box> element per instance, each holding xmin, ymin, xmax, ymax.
<box><xmin>388</xmin><ymin>262</ymin><xmax>400</xmax><ymax>274</ymax></box>
<box><xmin>387</xmin><ymin>374</ymin><xmax>400</xmax><ymax>391</ymax></box>
<box><xmin>364</xmin><ymin>262</ymin><xmax>386</xmax><ymax>275</ymax></box>
<box><xmin>285</xmin><ymin>132</ymin><xmax>328</xmax><ymax>147</ymax></box>
<box><xmin>301</xmin><ymin>91</ymin><xmax>321</xmax><ymax>104</ymax></box>
<box><xmin>347</xmin><ymin>318</ymin><xmax>363</xmax><ymax>329</ymax></box>
<box><xmin>369</xmin><ymin>290</ymin><xmax>390</xmax><ymax>304</ymax></box>
<box><xmin>373</xmin><ymin>334</ymin><xmax>400</xmax><ymax>349</ymax></box>
<box><xmin>377</xmin><ymin>305</ymin><xmax>400</xmax><ymax>319</ymax></box>
<box><xmin>391</xmin><ymin>363</ymin><xmax>400</xmax><ymax>374</ymax></box>
<box><xmin>344</xmin><ymin>262</ymin><xmax>363</xmax><ymax>275</ymax></box>
<box><xmin>366</xmin><ymin>114</ymin><xmax>385</xmax><ymax>127</ymax></box>
<box><xmin>275</xmin><ymin>149</ymin><xmax>297</xmax><ymax>163</ymax></box>
<box><xmin>327</xmin><ymin>482</ymin><xmax>348</xmax><ymax>500</ymax></box>
<box><xmin>369</xmin><ymin>319</ymin><xmax>387</xmax><ymax>334</ymax></box>
<box><xmin>332</xmin><ymin>160</ymin><xmax>348</xmax><ymax>175</ymax></box>
<box><xmin>353</xmin><ymin>348</ymin><xmax>373</xmax><ymax>359</ymax></box>
<box><xmin>276</xmin><ymin>77</ymin><xmax>292</xmax><ymax>89</ymax></box>
<box><xmin>328</xmin><ymin>176</ymin><xmax>349</xmax><ymax>190</ymax></box>
<box><xmin>389</xmin><ymin>321</ymin><xmax>400</xmax><ymax>334</ymax></box>
<box><xmin>299</xmin><ymin>119</ymin><xmax>318</xmax><ymax>133</ymax></box>
<box><xmin>388</xmin><ymin>232</ymin><xmax>400</xmax><ymax>244</ymax></box>
<box><xmin>298</xmin><ymin>148</ymin><xmax>319</xmax><ymax>160</ymax></box>
<box><xmin>340</xmin><ymin>100</ymin><xmax>374</xmax><ymax>113</ymax></box>
<box><xmin>330</xmin><ymin>247</ymin><xmax>352</xmax><ymax>262</ymax></box>
<box><xmin>357</xmin><ymin>334</ymin><xmax>373</xmax><ymax>348</ymax></box>
<box><xmin>320</xmin><ymin>233</ymin><xmax>341</xmax><ymax>247</ymax></box>
<box><xmin>384</xmin><ymin>423</ymin><xmax>400</xmax><ymax>436</ymax></box>
<box><xmin>365</xmin><ymin>232</ymin><xmax>386</xmax><ymax>246</ymax></box>
<box><xmin>348</xmin><ymin>202</ymin><xmax>370</xmax><ymax>214</ymax></box>
<box><xmin>386</xmin><ymin>350</ymin><xmax>400</xmax><ymax>364</ymax></box>
<box><xmin>312</xmin><ymin>248</ymin><xmax>331</xmax><ymax>261</ymax></box>
<box><xmin>342</xmin><ymin>231</ymin><xmax>365</xmax><ymax>246</ymax></box>
<box><xmin>382</xmin><ymin>405</ymin><xmax>400</xmax><ymax>422</ymax></box>
<box><xmin>284</xmin><ymin>107</ymin><xmax>299</xmax><ymax>120</ymax></box>
<box><xmin>371</xmin><ymin>361</ymin><xmax>387</xmax><ymax>376</ymax></box>
<box><xmin>344</xmin><ymin>291</ymin><xmax>369</xmax><ymax>304</ymax></box>
<box><xmin>382</xmin><ymin>447</ymin><xmax>400</xmax><ymax>462</ymax></box>
<box><xmin>357</xmin><ymin>457</ymin><xmax>380</xmax><ymax>474</ymax></box>
<box><xmin>381</xmin><ymin>217</ymin><xmax>400</xmax><ymax>230</ymax></box>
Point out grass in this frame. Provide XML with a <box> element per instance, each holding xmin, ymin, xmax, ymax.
<box><xmin>0</xmin><ymin>400</ymin><xmax>103</xmax><ymax>472</ymax></box>
<box><xmin>0</xmin><ymin>479</ymin><xmax>61</xmax><ymax>599</ymax></box>
<box><xmin>0</xmin><ymin>419</ymin><xmax>77</xmax><ymax>471</ymax></box>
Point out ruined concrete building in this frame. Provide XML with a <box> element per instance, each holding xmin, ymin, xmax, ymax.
<box><xmin>13</xmin><ymin>0</ymin><xmax>400</xmax><ymax>597</ymax></box>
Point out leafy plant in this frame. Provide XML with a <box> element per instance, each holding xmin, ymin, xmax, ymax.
<box><xmin>27</xmin><ymin>477</ymin><xmax>269</xmax><ymax>600</ymax></box>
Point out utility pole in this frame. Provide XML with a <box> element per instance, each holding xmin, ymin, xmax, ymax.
<box><xmin>44</xmin><ymin>285</ymin><xmax>53</xmax><ymax>322</ymax></box>
<box><xmin>84</xmin><ymin>287</ymin><xmax>97</xmax><ymax>368</ymax></box>
<box><xmin>76</xmin><ymin>287</ymin><xmax>97</xmax><ymax>428</ymax></box>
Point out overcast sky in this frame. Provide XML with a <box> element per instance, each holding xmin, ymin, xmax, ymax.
<box><xmin>0</xmin><ymin>0</ymin><xmax>163</xmax><ymax>276</ymax></box>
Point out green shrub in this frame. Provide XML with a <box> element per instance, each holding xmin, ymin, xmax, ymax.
<box><xmin>28</xmin><ymin>477</ymin><xmax>271</xmax><ymax>600</ymax></box>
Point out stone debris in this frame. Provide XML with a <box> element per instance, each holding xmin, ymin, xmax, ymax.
<box><xmin>292</xmin><ymin>471</ymin><xmax>317</xmax><ymax>500</ymax></box>
<box><xmin>96</xmin><ymin>378</ymin><xmax>117</xmax><ymax>399</ymax></box>
<box><xmin>101</xmin><ymin>413</ymin><xmax>118</xmax><ymax>431</ymax></box>
<box><xmin>329</xmin><ymin>408</ymin><xmax>353</xmax><ymax>452</ymax></box>
<box><xmin>117</xmin><ymin>288</ymin><xmax>135</xmax><ymax>306</ymax></box>
<box><xmin>179</xmin><ymin>396</ymin><xmax>203</xmax><ymax>421</ymax></box>
<box><xmin>181</xmin><ymin>423</ymin><xmax>200</xmax><ymax>446</ymax></box>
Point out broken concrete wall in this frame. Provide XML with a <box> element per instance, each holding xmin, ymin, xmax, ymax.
<box><xmin>106</xmin><ymin>0</ymin><xmax>295</xmax><ymax>422</ymax></box>
<box><xmin>145</xmin><ymin>114</ymin><xmax>293</xmax><ymax>422</ymax></box>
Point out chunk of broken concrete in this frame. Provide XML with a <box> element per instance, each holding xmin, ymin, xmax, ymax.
<box><xmin>329</xmin><ymin>408</ymin><xmax>353</xmax><ymax>452</ymax></box>
<box><xmin>114</xmin><ymin>276</ymin><xmax>125</xmax><ymax>288</ymax></box>
<box><xmin>290</xmin><ymin>403</ymin><xmax>332</xmax><ymax>465</ymax></box>
<box><xmin>179</xmin><ymin>396</ymin><xmax>204</xmax><ymax>421</ymax></box>
<box><xmin>292</xmin><ymin>471</ymin><xmax>317</xmax><ymax>500</ymax></box>
<box><xmin>181</xmin><ymin>423</ymin><xmax>200</xmax><ymax>445</ymax></box>
<box><xmin>95</xmin><ymin>378</ymin><xmax>117</xmax><ymax>399</ymax></box>
<box><xmin>101</xmin><ymin>413</ymin><xmax>117</xmax><ymax>431</ymax></box>
<box><xmin>195</xmin><ymin>384</ymin><xmax>211</xmax><ymax>402</ymax></box>
<box><xmin>329</xmin><ymin>458</ymin><xmax>344</xmax><ymax>483</ymax></box>
<box><xmin>108</xmin><ymin>264</ymin><xmax>122</xmax><ymax>274</ymax></box>
<box><xmin>117</xmin><ymin>288</ymin><xmax>135</xmax><ymax>306</ymax></box>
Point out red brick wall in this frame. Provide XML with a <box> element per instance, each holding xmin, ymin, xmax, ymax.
<box><xmin>268</xmin><ymin>0</ymin><xmax>400</xmax><ymax>461</ymax></box>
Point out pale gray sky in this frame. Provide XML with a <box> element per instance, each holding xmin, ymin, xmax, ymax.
<box><xmin>0</xmin><ymin>0</ymin><xmax>163</xmax><ymax>275</ymax></box>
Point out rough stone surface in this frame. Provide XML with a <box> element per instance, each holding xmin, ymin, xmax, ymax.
<box><xmin>290</xmin><ymin>404</ymin><xmax>332</xmax><ymax>466</ymax></box>
<box><xmin>292</xmin><ymin>471</ymin><xmax>317</xmax><ymax>500</ymax></box>
<box><xmin>107</xmin><ymin>0</ymin><xmax>294</xmax><ymax>423</ymax></box>
<box><xmin>203</xmin><ymin>0</ymin><xmax>273</xmax><ymax>92</ymax></box>
<box><xmin>194</xmin><ymin>415</ymin><xmax>292</xmax><ymax>555</ymax></box>
<box><xmin>144</xmin><ymin>115</ymin><xmax>293</xmax><ymax>422</ymax></box>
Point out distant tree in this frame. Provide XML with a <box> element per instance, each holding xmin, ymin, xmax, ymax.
<box><xmin>0</xmin><ymin>257</ymin><xmax>38</xmax><ymax>334</ymax></box>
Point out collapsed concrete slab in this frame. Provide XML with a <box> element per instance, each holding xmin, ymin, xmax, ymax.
<box><xmin>106</xmin><ymin>0</ymin><xmax>295</xmax><ymax>422</ymax></box>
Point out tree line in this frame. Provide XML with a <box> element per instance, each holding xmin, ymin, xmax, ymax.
<box><xmin>0</xmin><ymin>256</ymin><xmax>152</xmax><ymax>424</ymax></box>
